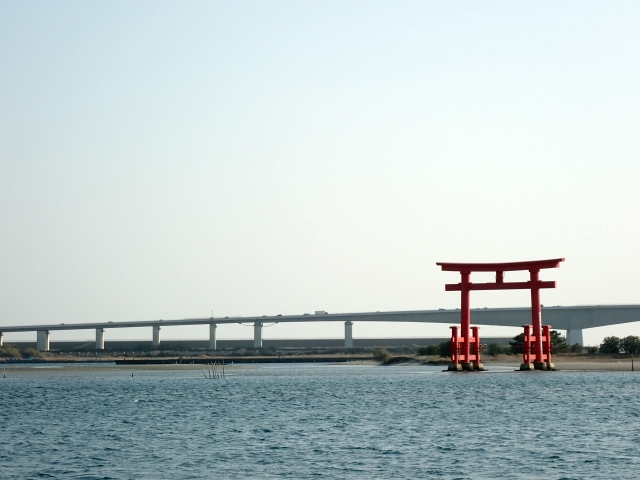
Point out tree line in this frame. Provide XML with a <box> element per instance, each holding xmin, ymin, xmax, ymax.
<box><xmin>598</xmin><ymin>336</ymin><xmax>640</xmax><ymax>354</ymax></box>
<box><xmin>415</xmin><ymin>332</ymin><xmax>640</xmax><ymax>357</ymax></box>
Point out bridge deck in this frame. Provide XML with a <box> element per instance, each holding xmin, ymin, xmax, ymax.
<box><xmin>1</xmin><ymin>304</ymin><xmax>639</xmax><ymax>333</ymax></box>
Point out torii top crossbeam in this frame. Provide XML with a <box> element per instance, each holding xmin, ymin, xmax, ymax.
<box><xmin>436</xmin><ymin>258</ymin><xmax>565</xmax><ymax>273</ymax></box>
<box><xmin>436</xmin><ymin>259</ymin><xmax>565</xmax><ymax>292</ymax></box>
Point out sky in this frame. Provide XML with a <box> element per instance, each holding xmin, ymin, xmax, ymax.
<box><xmin>1</xmin><ymin>1</ymin><xmax>639</xmax><ymax>345</ymax></box>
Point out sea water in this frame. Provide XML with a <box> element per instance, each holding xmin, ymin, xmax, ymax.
<box><xmin>1</xmin><ymin>363</ymin><xmax>639</xmax><ymax>479</ymax></box>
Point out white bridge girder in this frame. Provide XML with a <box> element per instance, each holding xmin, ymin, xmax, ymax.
<box><xmin>1</xmin><ymin>305</ymin><xmax>638</xmax><ymax>349</ymax></box>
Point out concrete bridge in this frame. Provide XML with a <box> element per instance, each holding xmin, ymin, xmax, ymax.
<box><xmin>1</xmin><ymin>304</ymin><xmax>638</xmax><ymax>351</ymax></box>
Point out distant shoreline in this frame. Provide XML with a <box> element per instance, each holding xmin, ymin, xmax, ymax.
<box><xmin>1</xmin><ymin>353</ymin><xmax>637</xmax><ymax>372</ymax></box>
<box><xmin>0</xmin><ymin>353</ymin><xmax>374</xmax><ymax>365</ymax></box>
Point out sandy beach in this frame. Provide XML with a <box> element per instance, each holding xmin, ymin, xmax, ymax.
<box><xmin>479</xmin><ymin>354</ymin><xmax>638</xmax><ymax>372</ymax></box>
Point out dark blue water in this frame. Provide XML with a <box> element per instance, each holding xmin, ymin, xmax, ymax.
<box><xmin>1</xmin><ymin>363</ymin><xmax>639</xmax><ymax>479</ymax></box>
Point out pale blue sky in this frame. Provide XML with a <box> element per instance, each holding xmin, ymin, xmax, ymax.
<box><xmin>1</xmin><ymin>1</ymin><xmax>639</xmax><ymax>345</ymax></box>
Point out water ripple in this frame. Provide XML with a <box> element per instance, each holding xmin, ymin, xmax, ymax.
<box><xmin>1</xmin><ymin>365</ymin><xmax>639</xmax><ymax>479</ymax></box>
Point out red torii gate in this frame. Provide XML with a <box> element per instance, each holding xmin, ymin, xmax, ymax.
<box><xmin>436</xmin><ymin>258</ymin><xmax>564</xmax><ymax>371</ymax></box>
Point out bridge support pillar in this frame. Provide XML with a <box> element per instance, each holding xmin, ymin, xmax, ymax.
<box><xmin>567</xmin><ymin>328</ymin><xmax>583</xmax><ymax>346</ymax></box>
<box><xmin>37</xmin><ymin>330</ymin><xmax>50</xmax><ymax>351</ymax></box>
<box><xmin>152</xmin><ymin>326</ymin><xmax>161</xmax><ymax>348</ymax></box>
<box><xmin>209</xmin><ymin>323</ymin><xmax>217</xmax><ymax>350</ymax></box>
<box><xmin>254</xmin><ymin>322</ymin><xmax>262</xmax><ymax>349</ymax></box>
<box><xmin>96</xmin><ymin>328</ymin><xmax>105</xmax><ymax>350</ymax></box>
<box><xmin>345</xmin><ymin>321</ymin><xmax>353</xmax><ymax>348</ymax></box>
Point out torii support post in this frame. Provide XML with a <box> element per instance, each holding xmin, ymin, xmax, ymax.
<box><xmin>437</xmin><ymin>258</ymin><xmax>564</xmax><ymax>372</ymax></box>
<box><xmin>449</xmin><ymin>325</ymin><xmax>483</xmax><ymax>371</ymax></box>
<box><xmin>445</xmin><ymin>271</ymin><xmax>481</xmax><ymax>371</ymax></box>
<box><xmin>520</xmin><ymin>324</ymin><xmax>554</xmax><ymax>370</ymax></box>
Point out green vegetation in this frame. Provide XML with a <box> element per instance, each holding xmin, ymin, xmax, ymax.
<box><xmin>438</xmin><ymin>341</ymin><xmax>451</xmax><ymax>358</ymax></box>
<box><xmin>599</xmin><ymin>336</ymin><xmax>621</xmax><ymax>353</ymax></box>
<box><xmin>487</xmin><ymin>343</ymin><xmax>510</xmax><ymax>356</ymax></box>
<box><xmin>510</xmin><ymin>330</ymin><xmax>568</xmax><ymax>354</ymax></box>
<box><xmin>620</xmin><ymin>336</ymin><xmax>640</xmax><ymax>354</ymax></box>
<box><xmin>550</xmin><ymin>330</ymin><xmax>568</xmax><ymax>352</ymax></box>
<box><xmin>598</xmin><ymin>336</ymin><xmax>640</xmax><ymax>354</ymax></box>
<box><xmin>0</xmin><ymin>344</ymin><xmax>22</xmax><ymax>359</ymax></box>
<box><xmin>509</xmin><ymin>333</ymin><xmax>524</xmax><ymax>355</ymax></box>
<box><xmin>418</xmin><ymin>345</ymin><xmax>440</xmax><ymax>356</ymax></box>
<box><xmin>0</xmin><ymin>345</ymin><xmax>42</xmax><ymax>359</ymax></box>
<box><xmin>21</xmin><ymin>348</ymin><xmax>41</xmax><ymax>358</ymax></box>
<box><xmin>373</xmin><ymin>348</ymin><xmax>391</xmax><ymax>363</ymax></box>
<box><xmin>570</xmin><ymin>343</ymin><xmax>583</xmax><ymax>353</ymax></box>
<box><xmin>586</xmin><ymin>346</ymin><xmax>598</xmax><ymax>354</ymax></box>
<box><xmin>509</xmin><ymin>334</ymin><xmax>525</xmax><ymax>354</ymax></box>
